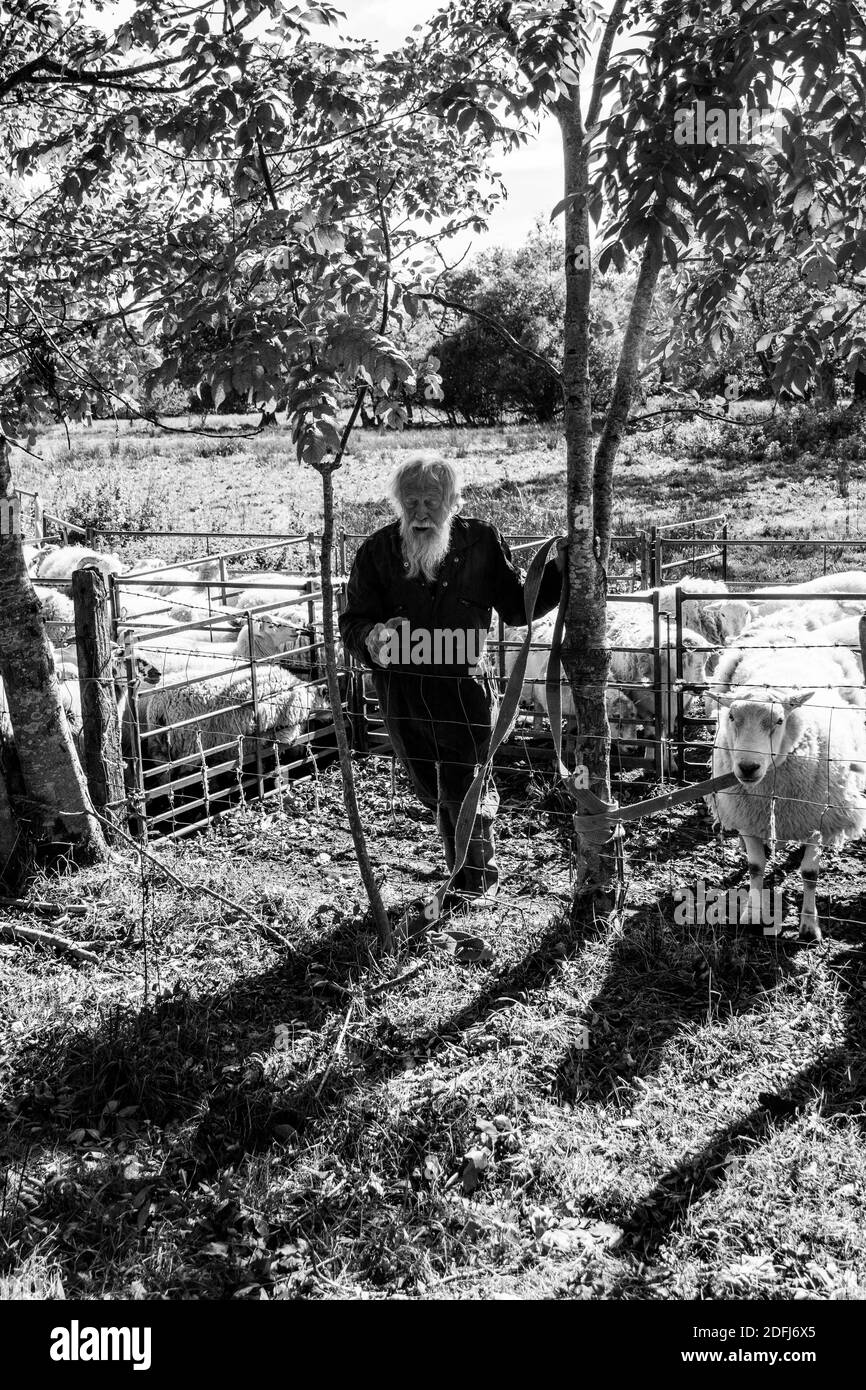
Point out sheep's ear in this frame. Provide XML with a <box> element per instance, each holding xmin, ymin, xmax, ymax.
<box><xmin>782</xmin><ymin>689</ymin><xmax>817</xmax><ymax>711</ymax></box>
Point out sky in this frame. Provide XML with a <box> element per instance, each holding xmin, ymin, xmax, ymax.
<box><xmin>339</xmin><ymin>0</ymin><xmax>564</xmax><ymax>252</ymax></box>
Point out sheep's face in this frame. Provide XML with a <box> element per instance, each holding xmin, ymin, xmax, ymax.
<box><xmin>606</xmin><ymin>689</ymin><xmax>639</xmax><ymax>747</ymax></box>
<box><xmin>719</xmin><ymin>690</ymin><xmax>815</xmax><ymax>785</ymax></box>
<box><xmin>254</xmin><ymin>615</ymin><xmax>306</xmax><ymax>656</ymax></box>
<box><xmin>703</xmin><ymin>599</ymin><xmax>752</xmax><ymax>644</ymax></box>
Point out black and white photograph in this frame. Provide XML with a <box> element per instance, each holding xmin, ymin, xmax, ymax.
<box><xmin>1</xmin><ymin>0</ymin><xmax>865</xmax><ymax>1345</ymax></box>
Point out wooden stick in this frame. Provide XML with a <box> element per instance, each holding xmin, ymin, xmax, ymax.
<box><xmin>0</xmin><ymin>922</ymin><xmax>100</xmax><ymax>964</ymax></box>
<box><xmin>0</xmin><ymin>897</ymin><xmax>89</xmax><ymax>916</ymax></box>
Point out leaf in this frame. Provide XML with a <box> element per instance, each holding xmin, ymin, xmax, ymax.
<box><xmin>422</xmin><ymin>1155</ymin><xmax>442</xmax><ymax>1181</ymax></box>
<box><xmin>550</xmin><ymin>192</ymin><xmax>582</xmax><ymax>222</ymax></box>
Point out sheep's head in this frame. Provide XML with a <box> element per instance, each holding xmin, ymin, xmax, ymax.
<box><xmin>713</xmin><ymin>688</ymin><xmax>816</xmax><ymax>785</ymax></box>
<box><xmin>702</xmin><ymin>598</ymin><xmax>752</xmax><ymax>645</ymax></box>
<box><xmin>606</xmin><ymin>688</ymin><xmax>640</xmax><ymax>748</ymax></box>
<box><xmin>254</xmin><ymin>614</ymin><xmax>307</xmax><ymax>657</ymax></box>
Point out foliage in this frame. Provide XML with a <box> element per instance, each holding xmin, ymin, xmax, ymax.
<box><xmin>0</xmin><ymin>0</ymin><xmax>503</xmax><ymax>461</ymax></box>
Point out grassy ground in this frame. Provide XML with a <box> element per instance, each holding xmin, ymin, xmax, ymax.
<box><xmin>2</xmin><ymin>411</ymin><xmax>866</xmax><ymax>1300</ymax></box>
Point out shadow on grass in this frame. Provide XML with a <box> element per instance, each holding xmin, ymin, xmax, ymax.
<box><xmin>555</xmin><ymin>882</ymin><xmax>866</xmax><ymax>1264</ymax></box>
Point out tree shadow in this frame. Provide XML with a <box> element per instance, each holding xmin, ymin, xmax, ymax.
<box><xmin>552</xmin><ymin>885</ymin><xmax>866</xmax><ymax>1267</ymax></box>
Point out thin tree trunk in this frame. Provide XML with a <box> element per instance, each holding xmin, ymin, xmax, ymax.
<box><xmin>558</xmin><ymin>92</ymin><xmax>615</xmax><ymax>902</ymax></box>
<box><xmin>593</xmin><ymin>219</ymin><xmax>666</xmax><ymax>570</ymax></box>
<box><xmin>0</xmin><ymin>757</ymin><xmax>18</xmax><ymax>879</ymax></box>
<box><xmin>315</xmin><ymin>446</ymin><xmax>393</xmax><ymax>952</ymax></box>
<box><xmin>0</xmin><ymin>438</ymin><xmax>106</xmax><ymax>859</ymax></box>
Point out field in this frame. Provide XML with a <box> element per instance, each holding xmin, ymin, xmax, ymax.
<box><xmin>2</xmin><ymin>412</ymin><xmax>866</xmax><ymax>1301</ymax></box>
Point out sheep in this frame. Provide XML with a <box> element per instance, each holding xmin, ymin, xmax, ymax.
<box><xmin>223</xmin><ymin>573</ymin><xmax>315</xmax><ymax>610</ymax></box>
<box><xmin>606</xmin><ymin>609</ymin><xmax>711</xmax><ymax>736</ymax></box>
<box><xmin>134</xmin><ymin>662</ymin><xmax>321</xmax><ymax>777</ymax></box>
<box><xmin>611</xmin><ymin>577</ymin><xmax>743</xmax><ymax>642</ymax></box>
<box><xmin>111</xmin><ymin>589</ymin><xmax>179</xmax><ymax>625</ymax></box>
<box><xmin>713</xmin><ymin>636</ymin><xmax>865</xmax><ymax>710</ymax></box>
<box><xmin>33</xmin><ymin>586</ymin><xmax>76</xmax><ymax>646</ymax></box>
<box><xmin>735</xmin><ymin>569</ymin><xmax>866</xmax><ymax>622</ymax></box>
<box><xmin>34</xmin><ymin>545</ymin><xmax>124</xmax><ymax>581</ymax></box>
<box><xmin>22</xmin><ymin>543</ymin><xmax>42</xmax><ymax>575</ymax></box>
<box><xmin>502</xmin><ymin>625</ymin><xmax>641</xmax><ymax>746</ymax></box>
<box><xmin>707</xmin><ymin>644</ymin><xmax>866</xmax><ymax>941</ymax></box>
<box><xmin>130</xmin><ymin>558</ymin><xmax>223</xmax><ymax>604</ymax></box>
<box><xmin>503</xmin><ymin>611</ymin><xmax>710</xmax><ymax>746</ymax></box>
<box><xmin>799</xmin><ymin>616</ymin><xmax>866</xmax><ymax>676</ymax></box>
<box><xmin>234</xmin><ymin>612</ymin><xmax>322</xmax><ymax>675</ymax></box>
<box><xmin>739</xmin><ymin>598</ymin><xmax>863</xmax><ymax>639</ymax></box>
<box><xmin>135</xmin><ymin>641</ymin><xmax>245</xmax><ymax>683</ymax></box>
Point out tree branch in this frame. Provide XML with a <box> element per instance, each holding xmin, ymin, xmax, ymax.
<box><xmin>587</xmin><ymin>0</ymin><xmax>627</xmax><ymax>131</ymax></box>
<box><xmin>416</xmin><ymin>290</ymin><xmax>563</xmax><ymax>386</ymax></box>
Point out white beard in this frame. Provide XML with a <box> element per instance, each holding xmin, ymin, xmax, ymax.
<box><xmin>400</xmin><ymin>515</ymin><xmax>453</xmax><ymax>582</ymax></box>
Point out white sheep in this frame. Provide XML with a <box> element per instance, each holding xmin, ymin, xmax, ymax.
<box><xmin>135</xmin><ymin>663</ymin><xmax>320</xmax><ymax>776</ymax></box>
<box><xmin>234</xmin><ymin>612</ymin><xmax>321</xmax><ymax>674</ymax></box>
<box><xmin>739</xmin><ymin>598</ymin><xmax>863</xmax><ymax>639</ymax></box>
<box><xmin>503</xmin><ymin>611</ymin><xmax>710</xmax><ymax>747</ymax></box>
<box><xmin>612</xmin><ymin>577</ymin><xmax>747</xmax><ymax>644</ymax></box>
<box><xmin>736</xmin><ymin>569</ymin><xmax>866</xmax><ymax>622</ymax></box>
<box><xmin>708</xmin><ymin>644</ymin><xmax>866</xmax><ymax>941</ymax></box>
<box><xmin>606</xmin><ymin>609</ymin><xmax>711</xmax><ymax>736</ymax></box>
<box><xmin>223</xmin><ymin>572</ymin><xmax>315</xmax><ymax>609</ymax></box>
<box><xmin>33</xmin><ymin>586</ymin><xmax>76</xmax><ymax>646</ymax></box>
<box><xmin>131</xmin><ymin>559</ymin><xmax>222</xmax><ymax>602</ymax></box>
<box><xmin>34</xmin><ymin>545</ymin><xmax>124</xmax><ymax>581</ymax></box>
<box><xmin>22</xmin><ymin>543</ymin><xmax>42</xmax><ymax>575</ymax></box>
<box><xmin>502</xmin><ymin>626</ymin><xmax>641</xmax><ymax>745</ymax></box>
<box><xmin>713</xmin><ymin>633</ymin><xmax>865</xmax><ymax>710</ymax></box>
<box><xmin>799</xmin><ymin>616</ymin><xmax>866</xmax><ymax>676</ymax></box>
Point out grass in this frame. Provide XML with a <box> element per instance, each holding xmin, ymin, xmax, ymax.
<box><xmin>2</xmin><ymin>409</ymin><xmax>866</xmax><ymax>1299</ymax></box>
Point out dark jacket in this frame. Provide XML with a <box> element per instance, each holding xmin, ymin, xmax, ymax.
<box><xmin>339</xmin><ymin>516</ymin><xmax>562</xmax><ymax>676</ymax></box>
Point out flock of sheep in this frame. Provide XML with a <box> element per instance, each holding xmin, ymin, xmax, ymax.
<box><xmin>9</xmin><ymin>542</ymin><xmax>329</xmax><ymax>794</ymax></box>
<box><xmin>8</xmin><ymin>539</ymin><xmax>866</xmax><ymax>938</ymax></box>
<box><xmin>506</xmin><ymin>569</ymin><xmax>866</xmax><ymax>941</ymax></box>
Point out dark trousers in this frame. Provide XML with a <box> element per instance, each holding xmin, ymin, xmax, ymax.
<box><xmin>374</xmin><ymin>669</ymin><xmax>499</xmax><ymax>896</ymax></box>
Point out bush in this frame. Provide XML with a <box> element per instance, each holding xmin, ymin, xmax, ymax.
<box><xmin>51</xmin><ymin>475</ymin><xmax>172</xmax><ymax>537</ymax></box>
<box><xmin>145</xmin><ymin>381</ymin><xmax>191</xmax><ymax>417</ymax></box>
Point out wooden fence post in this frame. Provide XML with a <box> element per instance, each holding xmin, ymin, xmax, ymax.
<box><xmin>72</xmin><ymin>564</ymin><xmax>128</xmax><ymax>838</ymax></box>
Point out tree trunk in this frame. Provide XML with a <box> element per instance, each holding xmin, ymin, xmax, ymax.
<box><xmin>558</xmin><ymin>93</ymin><xmax>615</xmax><ymax>903</ymax></box>
<box><xmin>0</xmin><ymin>438</ymin><xmax>107</xmax><ymax>860</ymax></box>
<box><xmin>592</xmin><ymin>219</ymin><xmax>666</xmax><ymax>570</ymax></box>
<box><xmin>0</xmin><ymin>756</ymin><xmax>18</xmax><ymax>880</ymax></box>
<box><xmin>315</xmin><ymin>456</ymin><xmax>393</xmax><ymax>952</ymax></box>
<box><xmin>815</xmin><ymin>358</ymin><xmax>837</xmax><ymax>409</ymax></box>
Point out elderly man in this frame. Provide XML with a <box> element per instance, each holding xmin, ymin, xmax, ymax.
<box><xmin>339</xmin><ymin>454</ymin><xmax>565</xmax><ymax>921</ymax></box>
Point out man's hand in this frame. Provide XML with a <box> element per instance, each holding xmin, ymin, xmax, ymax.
<box><xmin>365</xmin><ymin>617</ymin><xmax>406</xmax><ymax>666</ymax></box>
<box><xmin>554</xmin><ymin>537</ymin><xmax>568</xmax><ymax>573</ymax></box>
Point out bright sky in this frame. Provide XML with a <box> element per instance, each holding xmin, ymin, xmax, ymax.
<box><xmin>341</xmin><ymin>0</ymin><xmax>564</xmax><ymax>251</ymax></box>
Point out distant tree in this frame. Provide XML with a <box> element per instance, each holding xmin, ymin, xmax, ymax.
<box><xmin>431</xmin><ymin>223</ymin><xmax>632</xmax><ymax>424</ymax></box>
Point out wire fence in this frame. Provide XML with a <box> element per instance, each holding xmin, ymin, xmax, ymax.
<box><xmin>12</xmin><ymin>508</ymin><xmax>866</xmax><ymax>875</ymax></box>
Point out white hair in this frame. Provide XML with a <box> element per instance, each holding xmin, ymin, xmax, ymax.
<box><xmin>386</xmin><ymin>453</ymin><xmax>462</xmax><ymax>517</ymax></box>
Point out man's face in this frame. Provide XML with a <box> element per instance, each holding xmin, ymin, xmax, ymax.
<box><xmin>400</xmin><ymin>478</ymin><xmax>448</xmax><ymax>534</ymax></box>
